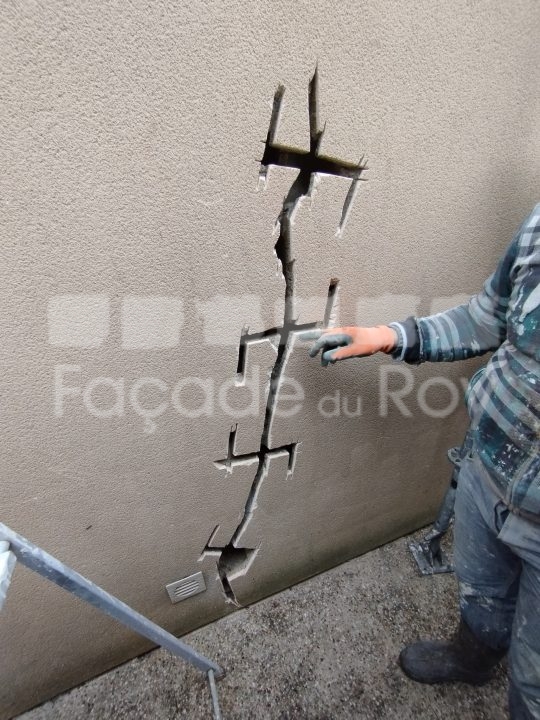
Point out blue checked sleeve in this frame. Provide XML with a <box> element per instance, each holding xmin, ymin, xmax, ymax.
<box><xmin>391</xmin><ymin>229</ymin><xmax>522</xmax><ymax>363</ymax></box>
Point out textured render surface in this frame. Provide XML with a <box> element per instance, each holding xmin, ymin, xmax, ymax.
<box><xmin>17</xmin><ymin>532</ymin><xmax>508</xmax><ymax>720</ymax></box>
<box><xmin>0</xmin><ymin>0</ymin><xmax>538</xmax><ymax>716</ymax></box>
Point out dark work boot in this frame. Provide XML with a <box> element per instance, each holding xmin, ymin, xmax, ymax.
<box><xmin>399</xmin><ymin>619</ymin><xmax>506</xmax><ymax>685</ymax></box>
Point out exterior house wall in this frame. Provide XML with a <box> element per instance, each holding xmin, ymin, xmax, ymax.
<box><xmin>0</xmin><ymin>1</ymin><xmax>538</xmax><ymax>716</ymax></box>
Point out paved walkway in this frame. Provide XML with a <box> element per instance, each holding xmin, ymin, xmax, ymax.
<box><xmin>18</xmin><ymin>531</ymin><xmax>507</xmax><ymax>719</ymax></box>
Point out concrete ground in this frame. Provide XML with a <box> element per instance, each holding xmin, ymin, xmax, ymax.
<box><xmin>18</xmin><ymin>530</ymin><xmax>508</xmax><ymax>720</ymax></box>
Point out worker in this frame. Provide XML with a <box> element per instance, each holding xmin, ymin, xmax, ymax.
<box><xmin>308</xmin><ymin>205</ymin><xmax>540</xmax><ymax>720</ymax></box>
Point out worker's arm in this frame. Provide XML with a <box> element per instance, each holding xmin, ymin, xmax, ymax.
<box><xmin>308</xmin><ymin>260</ymin><xmax>514</xmax><ymax>364</ymax></box>
<box><xmin>395</xmin><ymin>222</ymin><xmax>521</xmax><ymax>363</ymax></box>
<box><xmin>310</xmin><ymin>214</ymin><xmax>531</xmax><ymax>366</ymax></box>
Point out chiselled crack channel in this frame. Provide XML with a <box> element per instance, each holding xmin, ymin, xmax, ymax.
<box><xmin>202</xmin><ymin>68</ymin><xmax>365</xmax><ymax>605</ymax></box>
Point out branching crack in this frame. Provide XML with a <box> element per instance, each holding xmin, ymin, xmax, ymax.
<box><xmin>230</xmin><ymin>445</ymin><xmax>297</xmax><ymax>547</ymax></box>
<box><xmin>236</xmin><ymin>321</ymin><xmax>319</xmax><ymax>385</ymax></box>
<box><xmin>205</xmin><ymin>68</ymin><xmax>364</xmax><ymax>606</ymax></box>
<box><xmin>213</xmin><ymin>425</ymin><xmax>259</xmax><ymax>472</ymax></box>
<box><xmin>260</xmin><ymin>66</ymin><xmax>367</xmax><ymax>235</ymax></box>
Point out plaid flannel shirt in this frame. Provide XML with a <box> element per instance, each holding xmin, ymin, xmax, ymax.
<box><xmin>391</xmin><ymin>204</ymin><xmax>540</xmax><ymax>519</ymax></box>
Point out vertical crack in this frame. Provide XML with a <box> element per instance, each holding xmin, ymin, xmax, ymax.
<box><xmin>236</xmin><ymin>327</ymin><xmax>280</xmax><ymax>386</ymax></box>
<box><xmin>324</xmin><ymin>278</ymin><xmax>340</xmax><ymax>328</ymax></box>
<box><xmin>274</xmin><ymin>213</ymin><xmax>295</xmax><ymax>324</ymax></box>
<box><xmin>261</xmin><ymin>336</ymin><xmax>290</xmax><ymax>448</ymax></box>
<box><xmin>308</xmin><ymin>66</ymin><xmax>323</xmax><ymax>151</ymax></box>
<box><xmin>230</xmin><ymin>445</ymin><xmax>296</xmax><ymax>547</ymax></box>
<box><xmin>205</xmin><ymin>68</ymin><xmax>365</xmax><ymax>605</ymax></box>
<box><xmin>259</xmin><ymin>84</ymin><xmax>285</xmax><ymax>188</ymax></box>
<box><xmin>336</xmin><ymin>161</ymin><xmax>365</xmax><ymax>237</ymax></box>
<box><xmin>235</xmin><ymin>327</ymin><xmax>249</xmax><ymax>384</ymax></box>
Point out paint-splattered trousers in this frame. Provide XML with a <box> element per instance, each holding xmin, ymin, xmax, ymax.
<box><xmin>454</xmin><ymin>450</ymin><xmax>540</xmax><ymax>719</ymax></box>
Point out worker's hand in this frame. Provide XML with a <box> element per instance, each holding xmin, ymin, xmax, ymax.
<box><xmin>308</xmin><ymin>326</ymin><xmax>398</xmax><ymax>366</ymax></box>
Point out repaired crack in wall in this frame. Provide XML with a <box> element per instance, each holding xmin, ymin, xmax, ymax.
<box><xmin>202</xmin><ymin>68</ymin><xmax>365</xmax><ymax>605</ymax></box>
<box><xmin>3</xmin><ymin>6</ymin><xmax>537</xmax><ymax>715</ymax></box>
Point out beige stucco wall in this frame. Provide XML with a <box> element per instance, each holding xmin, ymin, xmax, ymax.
<box><xmin>1</xmin><ymin>0</ymin><xmax>538</xmax><ymax>716</ymax></box>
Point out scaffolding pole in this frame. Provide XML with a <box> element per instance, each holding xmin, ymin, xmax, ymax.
<box><xmin>0</xmin><ymin>522</ymin><xmax>224</xmax><ymax>720</ymax></box>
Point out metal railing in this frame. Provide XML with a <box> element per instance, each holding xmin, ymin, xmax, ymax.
<box><xmin>0</xmin><ymin>522</ymin><xmax>224</xmax><ymax>719</ymax></box>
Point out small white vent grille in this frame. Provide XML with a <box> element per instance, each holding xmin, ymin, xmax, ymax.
<box><xmin>166</xmin><ymin>572</ymin><xmax>206</xmax><ymax>604</ymax></box>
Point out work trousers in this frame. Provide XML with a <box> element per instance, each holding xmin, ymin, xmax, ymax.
<box><xmin>454</xmin><ymin>451</ymin><xmax>540</xmax><ymax>720</ymax></box>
